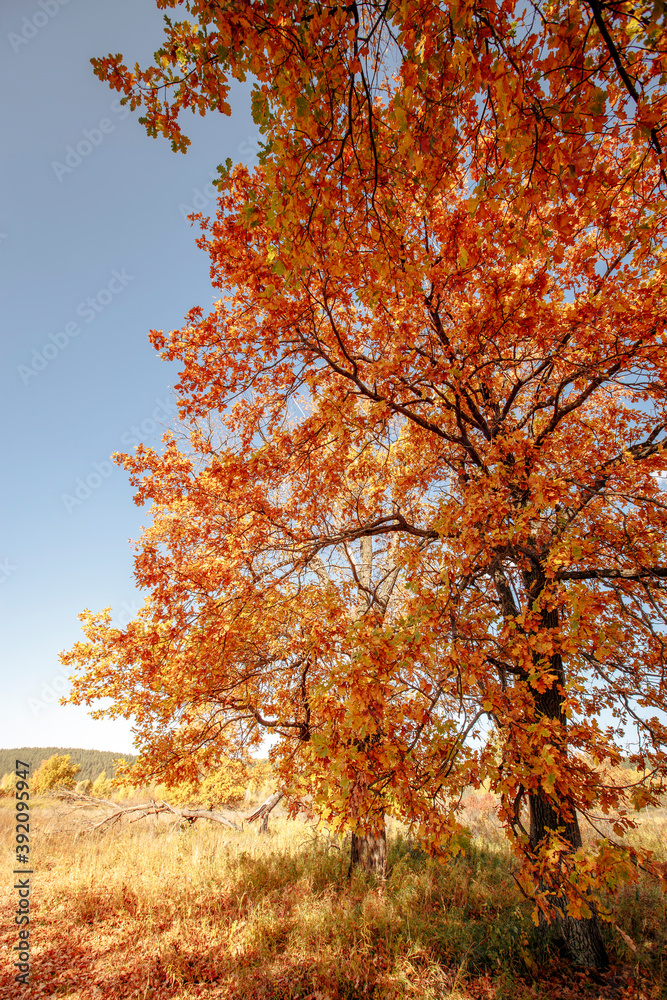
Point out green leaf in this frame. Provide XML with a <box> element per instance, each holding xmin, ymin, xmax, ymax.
<box><xmin>590</xmin><ymin>87</ymin><xmax>607</xmax><ymax>117</ymax></box>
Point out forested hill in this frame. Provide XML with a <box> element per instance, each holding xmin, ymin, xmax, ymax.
<box><xmin>0</xmin><ymin>748</ymin><xmax>137</xmax><ymax>781</ymax></box>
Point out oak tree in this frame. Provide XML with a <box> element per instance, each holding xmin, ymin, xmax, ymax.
<box><xmin>69</xmin><ymin>0</ymin><xmax>667</xmax><ymax>969</ymax></box>
<box><xmin>117</xmin><ymin>163</ymin><xmax>667</xmax><ymax>966</ymax></box>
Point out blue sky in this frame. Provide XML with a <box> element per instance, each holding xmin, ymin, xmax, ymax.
<box><xmin>1</xmin><ymin>0</ymin><xmax>256</xmax><ymax>753</ymax></box>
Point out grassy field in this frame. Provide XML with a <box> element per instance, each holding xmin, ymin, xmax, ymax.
<box><xmin>1</xmin><ymin>794</ymin><xmax>665</xmax><ymax>1000</ymax></box>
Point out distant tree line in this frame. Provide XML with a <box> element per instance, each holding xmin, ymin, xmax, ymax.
<box><xmin>1</xmin><ymin>749</ymin><xmax>274</xmax><ymax>808</ymax></box>
<box><xmin>0</xmin><ymin>747</ymin><xmax>136</xmax><ymax>783</ymax></box>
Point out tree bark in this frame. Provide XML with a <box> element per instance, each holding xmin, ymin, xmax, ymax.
<box><xmin>524</xmin><ymin>588</ymin><xmax>609</xmax><ymax>970</ymax></box>
<box><xmin>348</xmin><ymin>815</ymin><xmax>387</xmax><ymax>878</ymax></box>
<box><xmin>528</xmin><ymin>776</ymin><xmax>609</xmax><ymax>969</ymax></box>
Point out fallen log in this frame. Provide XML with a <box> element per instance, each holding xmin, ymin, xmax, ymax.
<box><xmin>245</xmin><ymin>790</ymin><xmax>284</xmax><ymax>832</ymax></box>
<box><xmin>53</xmin><ymin>789</ymin><xmax>242</xmax><ymax>831</ymax></box>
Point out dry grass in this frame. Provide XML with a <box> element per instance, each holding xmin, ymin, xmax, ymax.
<box><xmin>1</xmin><ymin>796</ymin><xmax>665</xmax><ymax>1000</ymax></box>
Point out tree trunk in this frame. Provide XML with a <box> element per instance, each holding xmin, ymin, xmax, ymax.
<box><xmin>493</xmin><ymin>556</ymin><xmax>610</xmax><ymax>970</ymax></box>
<box><xmin>529</xmin><ymin>785</ymin><xmax>609</xmax><ymax>969</ymax></box>
<box><xmin>525</xmin><ymin>591</ymin><xmax>609</xmax><ymax>971</ymax></box>
<box><xmin>348</xmin><ymin>816</ymin><xmax>387</xmax><ymax>878</ymax></box>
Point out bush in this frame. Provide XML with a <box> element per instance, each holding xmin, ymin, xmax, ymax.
<box><xmin>32</xmin><ymin>754</ymin><xmax>80</xmax><ymax>794</ymax></box>
<box><xmin>156</xmin><ymin>759</ymin><xmax>259</xmax><ymax>810</ymax></box>
<box><xmin>91</xmin><ymin>771</ymin><xmax>113</xmax><ymax>797</ymax></box>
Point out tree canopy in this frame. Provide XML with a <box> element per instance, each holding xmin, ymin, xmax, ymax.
<box><xmin>63</xmin><ymin>0</ymin><xmax>667</xmax><ymax>971</ymax></box>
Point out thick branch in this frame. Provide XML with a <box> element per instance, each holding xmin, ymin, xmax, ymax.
<box><xmin>558</xmin><ymin>567</ymin><xmax>667</xmax><ymax>582</ymax></box>
<box><xmin>245</xmin><ymin>789</ymin><xmax>284</xmax><ymax>823</ymax></box>
<box><xmin>54</xmin><ymin>789</ymin><xmax>242</xmax><ymax>831</ymax></box>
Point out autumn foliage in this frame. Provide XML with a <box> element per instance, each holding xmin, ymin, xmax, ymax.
<box><xmin>61</xmin><ymin>0</ymin><xmax>667</xmax><ymax>972</ymax></box>
<box><xmin>32</xmin><ymin>754</ymin><xmax>81</xmax><ymax>795</ymax></box>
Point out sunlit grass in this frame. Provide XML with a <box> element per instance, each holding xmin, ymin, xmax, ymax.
<box><xmin>0</xmin><ymin>798</ymin><xmax>665</xmax><ymax>999</ymax></box>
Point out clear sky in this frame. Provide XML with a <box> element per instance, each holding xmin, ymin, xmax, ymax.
<box><xmin>1</xmin><ymin>0</ymin><xmax>256</xmax><ymax>753</ymax></box>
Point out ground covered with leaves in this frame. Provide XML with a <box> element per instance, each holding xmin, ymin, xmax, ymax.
<box><xmin>1</xmin><ymin>800</ymin><xmax>665</xmax><ymax>999</ymax></box>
